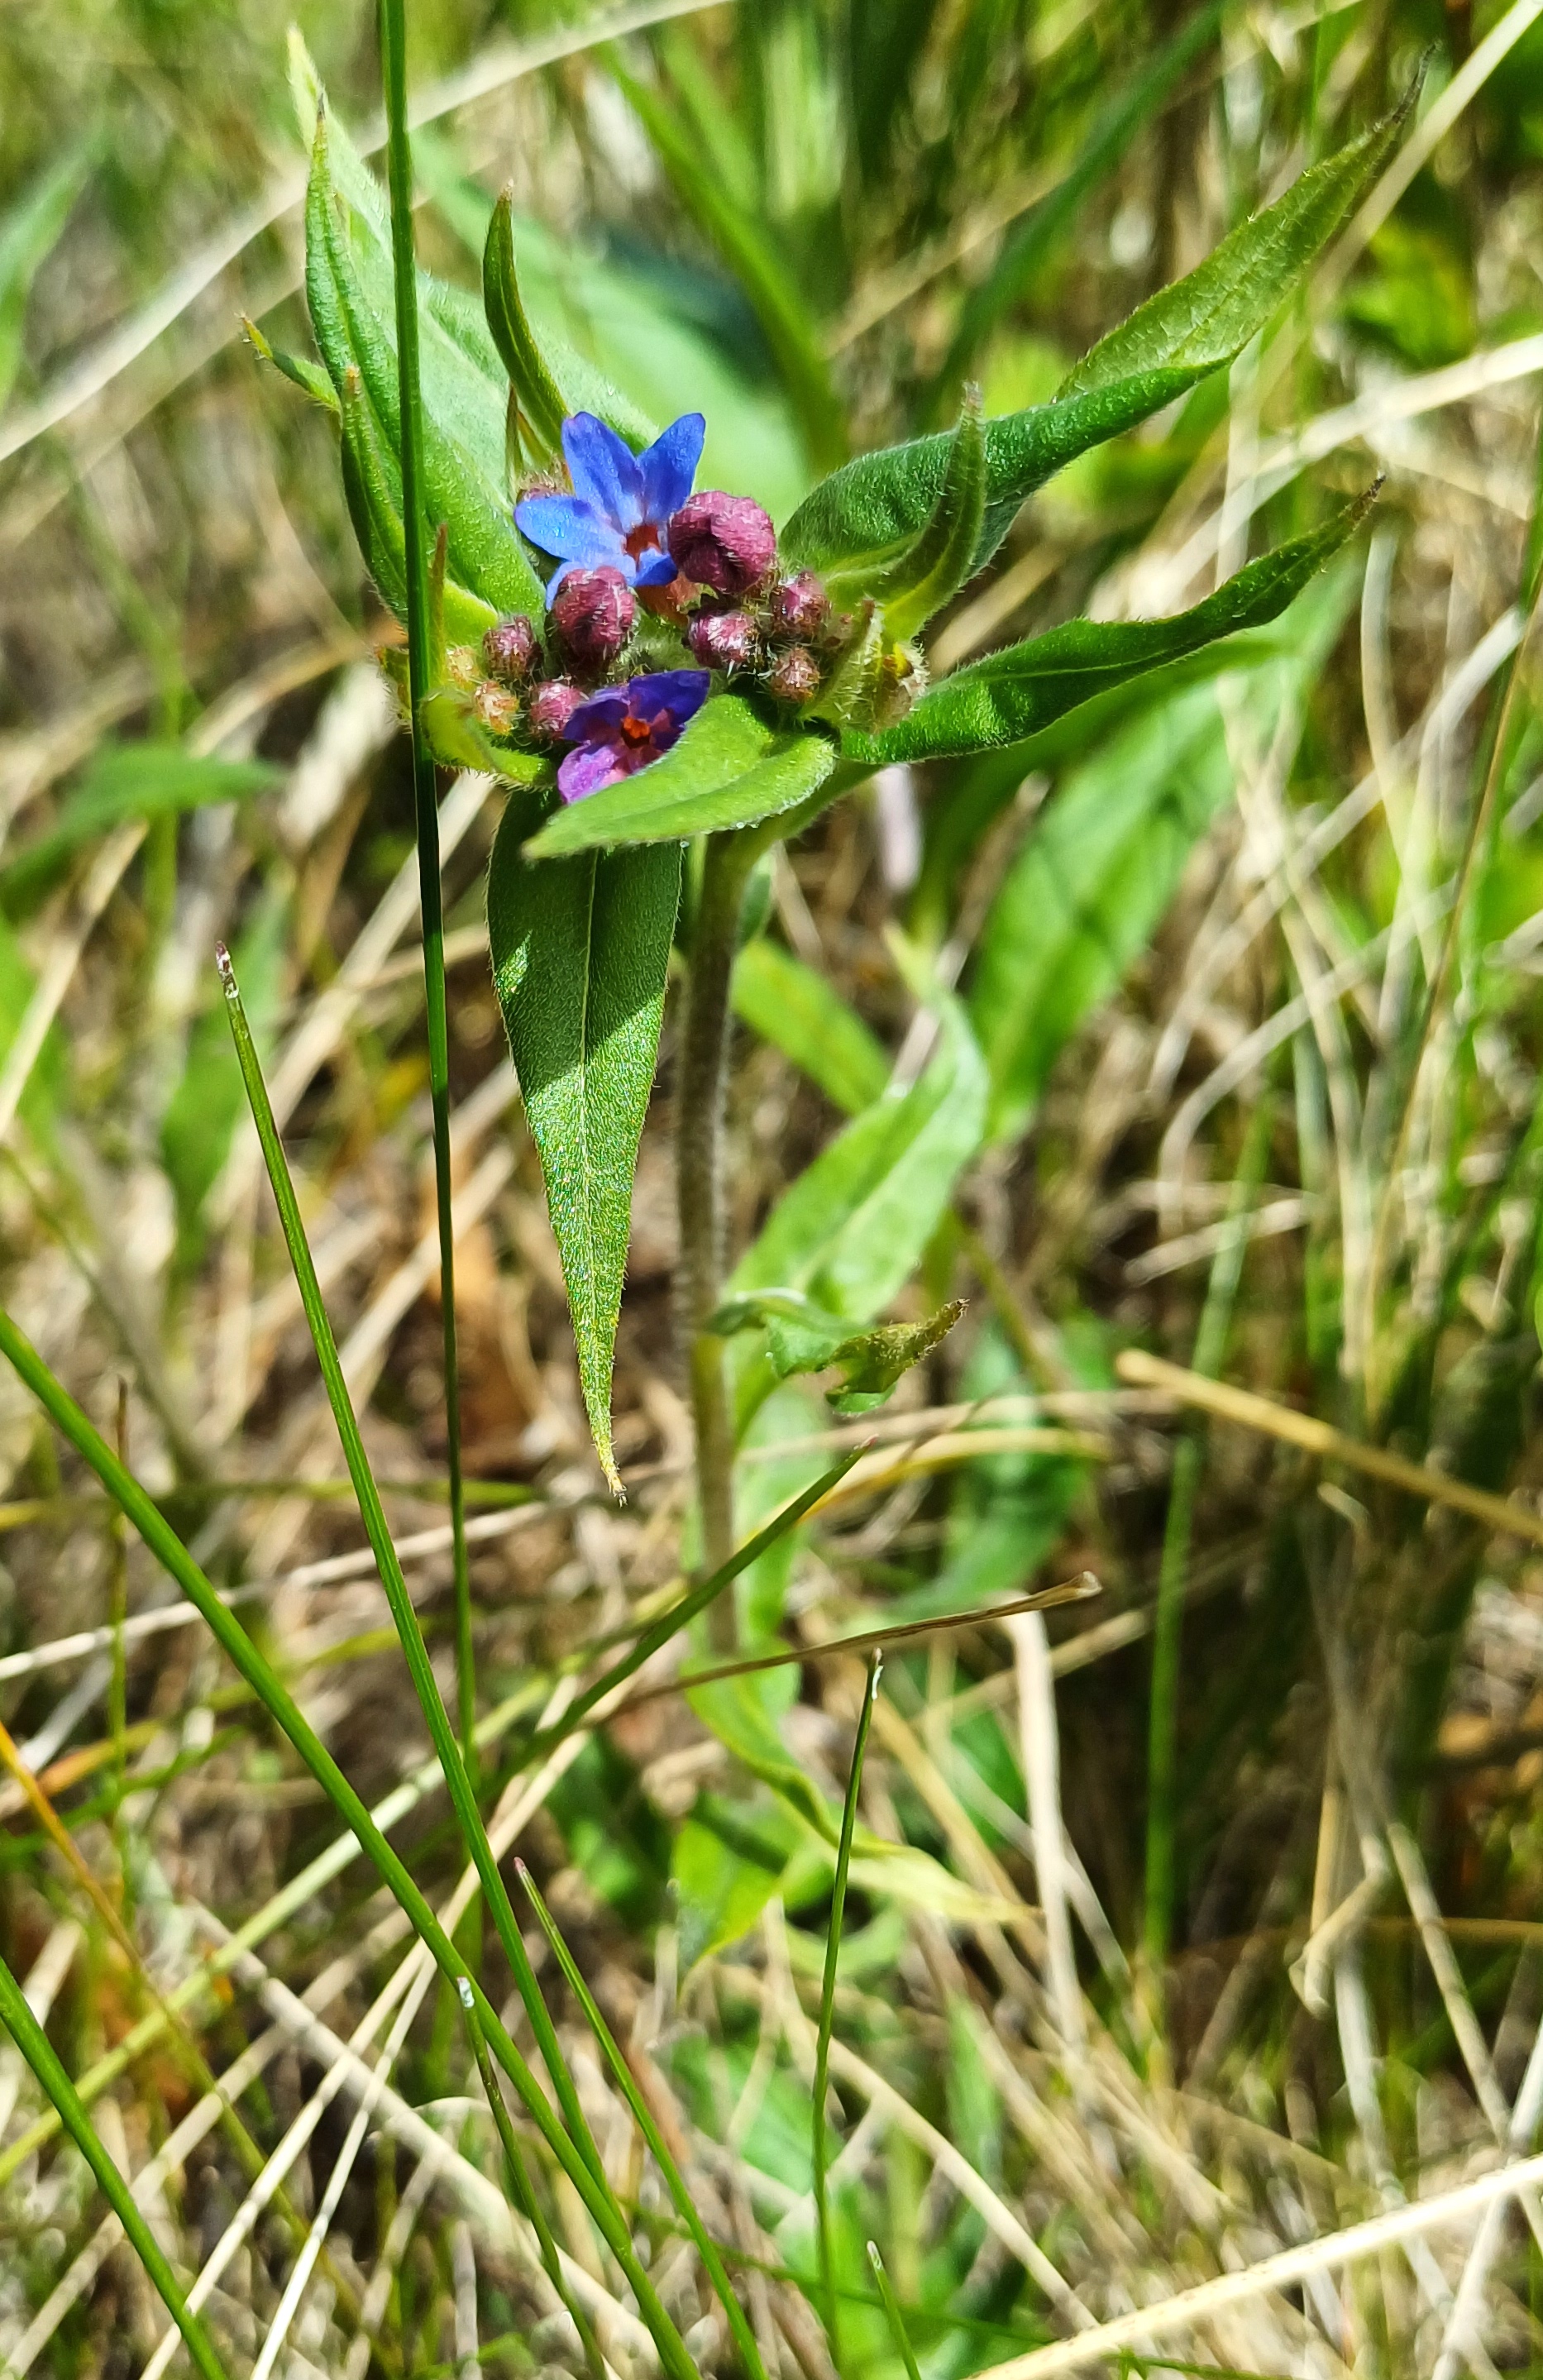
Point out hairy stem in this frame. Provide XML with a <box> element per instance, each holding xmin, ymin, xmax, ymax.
<box><xmin>677</xmin><ymin>829</ymin><xmax>757</xmax><ymax>1644</ymax></box>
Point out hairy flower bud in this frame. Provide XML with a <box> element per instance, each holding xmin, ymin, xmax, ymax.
<box><xmin>667</xmin><ymin>491</ymin><xmax>776</xmax><ymax>595</ymax></box>
<box><xmin>765</xmin><ymin>645</ymin><xmax>821</xmax><ymax>704</ymax></box>
<box><xmin>769</xmin><ymin>571</ymin><xmax>829</xmax><ymax>640</ymax></box>
<box><xmin>552</xmin><ymin>566</ymin><xmax>635</xmax><ymax>668</ymax></box>
<box><xmin>474</xmin><ymin>681</ymin><xmax>522</xmax><ymax>737</ymax></box>
<box><xmin>528</xmin><ymin>678</ymin><xmax>584</xmax><ymax>739</ymax></box>
<box><xmin>482</xmin><ymin>614</ymin><xmax>539</xmax><ymax>684</ymax></box>
<box><xmin>686</xmin><ymin>608</ymin><xmax>760</xmax><ymax>673</ymax></box>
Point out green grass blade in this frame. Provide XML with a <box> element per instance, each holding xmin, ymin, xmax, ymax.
<box><xmin>0</xmin><ymin>1301</ymin><xmax>699</xmax><ymax>2380</ymax></box>
<box><xmin>456</xmin><ymin>1976</ymin><xmax>607</xmax><ymax>2380</ymax></box>
<box><xmin>814</xmin><ymin>1650</ymin><xmax>881</xmax><ymax>2370</ymax></box>
<box><xmin>0</xmin><ymin>1948</ymin><xmax>232</xmax><ymax>2380</ymax></box>
<box><xmin>515</xmin><ymin>1859</ymin><xmax>771</xmax><ymax>2380</ymax></box>
<box><xmin>377</xmin><ymin>0</ymin><xmax>475</xmax><ymax>1771</ymax></box>
<box><xmin>866</xmin><ymin>2241</ymin><xmax>923</xmax><ymax>2380</ymax></box>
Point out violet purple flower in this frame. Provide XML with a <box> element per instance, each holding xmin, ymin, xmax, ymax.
<box><xmin>516</xmin><ymin>412</ymin><xmax>705</xmax><ymax>591</ymax></box>
<box><xmin>557</xmin><ymin>670</ymin><xmax>709</xmax><ymax>802</ymax></box>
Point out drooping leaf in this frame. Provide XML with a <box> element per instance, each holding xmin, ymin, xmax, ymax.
<box><xmin>488</xmin><ymin>801</ymin><xmax>681</xmax><ymax>1489</ymax></box>
<box><xmin>524</xmin><ymin>700</ymin><xmax>838</xmax><ymax>858</ymax></box>
<box><xmin>731</xmin><ymin>937</ymin><xmax>888</xmax><ymax>1115</ymax></box>
<box><xmin>1</xmin><ymin>745</ymin><xmax>279</xmax><ymax>917</ymax></box>
<box><xmin>712</xmin><ymin>1287</ymin><xmax>963</xmax><ymax>1412</ymax></box>
<box><xmin>970</xmin><ymin>557</ymin><xmax>1359</xmax><ymax>1142</ymax></box>
<box><xmin>781</xmin><ymin>96</ymin><xmax>1407</xmax><ymax>585</ymax></box>
<box><xmin>846</xmin><ymin>493</ymin><xmax>1372</xmax><ymax>765</ymax></box>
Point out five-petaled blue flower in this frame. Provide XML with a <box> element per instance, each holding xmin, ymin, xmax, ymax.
<box><xmin>557</xmin><ymin>671</ymin><xmax>709</xmax><ymax>802</ymax></box>
<box><xmin>517</xmin><ymin>412</ymin><xmax>705</xmax><ymax>591</ymax></box>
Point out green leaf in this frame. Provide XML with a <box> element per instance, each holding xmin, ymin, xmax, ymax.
<box><xmin>524</xmin><ymin>700</ymin><xmax>838</xmax><ymax>858</ymax></box>
<box><xmin>1</xmin><ymin>744</ymin><xmax>279</xmax><ymax>917</ymax></box>
<box><xmin>733</xmin><ymin>984</ymin><xmax>986</xmax><ymax>1322</ymax></box>
<box><xmin>838</xmin><ymin>391</ymin><xmax>986</xmax><ymax>646</ymax></box>
<box><xmin>731</xmin><ymin>938</ymin><xmax>888</xmax><ymax>1115</ymax></box>
<box><xmin>847</xmin><ymin>493</ymin><xmax>1373</xmax><ymax>765</ymax></box>
<box><xmin>611</xmin><ymin>55</ymin><xmax>847</xmax><ymax>476</ymax></box>
<box><xmin>482</xmin><ymin>191</ymin><xmax>569</xmax><ymax>469</ymax></box>
<box><xmin>1057</xmin><ymin>87</ymin><xmax>1412</xmax><ymax>402</ymax></box>
<box><xmin>672</xmin><ymin>1790</ymin><xmax>814</xmax><ymax>1969</ymax></box>
<box><xmin>971</xmin><ymin>557</ymin><xmax>1359</xmax><ymax>1142</ymax></box>
<box><xmin>487</xmin><ymin>801</ymin><xmax>681</xmax><ymax>1490</ymax></box>
<box><xmin>712</xmin><ymin>1288</ymin><xmax>963</xmax><ymax>1412</ymax></box>
<box><xmin>304</xmin><ymin>108</ymin><xmax>545</xmax><ymax>623</ymax></box>
<box><xmin>781</xmin><ymin>95</ymin><xmax>1407</xmax><ymax>585</ymax></box>
<box><xmin>0</xmin><ymin>146</ymin><xmax>90</xmax><ymax>414</ymax></box>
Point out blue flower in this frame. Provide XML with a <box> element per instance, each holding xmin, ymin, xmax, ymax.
<box><xmin>516</xmin><ymin>412</ymin><xmax>705</xmax><ymax>591</ymax></box>
<box><xmin>557</xmin><ymin>670</ymin><xmax>709</xmax><ymax>802</ymax></box>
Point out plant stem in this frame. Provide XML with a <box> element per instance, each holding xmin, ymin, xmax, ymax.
<box><xmin>378</xmin><ymin>0</ymin><xmax>474</xmax><ymax>1771</ymax></box>
<box><xmin>677</xmin><ymin>828</ymin><xmax>757</xmax><ymax>1643</ymax></box>
<box><xmin>814</xmin><ymin>1653</ymin><xmax>881</xmax><ymax>2373</ymax></box>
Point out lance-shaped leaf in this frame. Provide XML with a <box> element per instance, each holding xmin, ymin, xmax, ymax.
<box><xmin>488</xmin><ymin>802</ymin><xmax>681</xmax><ymax>1490</ymax></box>
<box><xmin>844</xmin><ymin>491</ymin><xmax>1374</xmax><ymax>765</ymax></box>
<box><xmin>525</xmin><ymin>699</ymin><xmax>838</xmax><ymax>858</ymax></box>
<box><xmin>482</xmin><ymin>191</ymin><xmax>569</xmax><ymax>470</ymax></box>
<box><xmin>304</xmin><ymin>112</ymin><xmax>545</xmax><ymax>623</ymax></box>
<box><xmin>831</xmin><ymin>392</ymin><xmax>986</xmax><ymax>647</ymax></box>
<box><xmin>711</xmin><ymin>1287</ymin><xmax>964</xmax><ymax>1412</ymax></box>
<box><xmin>337</xmin><ymin>372</ymin><xmax>496</xmax><ymax>646</ymax></box>
<box><xmin>781</xmin><ymin>95</ymin><xmax>1408</xmax><ymax>587</ymax></box>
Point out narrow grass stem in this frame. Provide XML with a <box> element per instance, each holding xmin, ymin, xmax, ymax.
<box><xmin>814</xmin><ymin>1651</ymin><xmax>882</xmax><ymax>2372</ymax></box>
<box><xmin>0</xmin><ymin>1947</ymin><xmax>232</xmax><ymax>2380</ymax></box>
<box><xmin>866</xmin><ymin>2242</ymin><xmax>924</xmax><ymax>2380</ymax></box>
<box><xmin>677</xmin><ymin>828</ymin><xmax>759</xmax><ymax>1643</ymax></box>
<box><xmin>0</xmin><ymin>1301</ymin><xmax>701</xmax><ymax>2380</ymax></box>
<box><xmin>456</xmin><ymin>1977</ymin><xmax>608</xmax><ymax>2380</ymax></box>
<box><xmin>515</xmin><ymin>1860</ymin><xmax>771</xmax><ymax>2380</ymax></box>
<box><xmin>377</xmin><ymin>0</ymin><xmax>474</xmax><ymax>1769</ymax></box>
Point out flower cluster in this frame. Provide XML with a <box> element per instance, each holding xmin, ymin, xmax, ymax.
<box><xmin>456</xmin><ymin>411</ymin><xmax>856</xmax><ymax>803</ymax></box>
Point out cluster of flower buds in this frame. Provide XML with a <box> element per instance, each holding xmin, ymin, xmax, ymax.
<box><xmin>464</xmin><ymin>469</ymin><xmax>858</xmax><ymax>762</ymax></box>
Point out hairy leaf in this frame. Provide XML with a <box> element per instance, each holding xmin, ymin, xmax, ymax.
<box><xmin>781</xmin><ymin>97</ymin><xmax>1406</xmax><ymax>586</ymax></box>
<box><xmin>712</xmin><ymin>1287</ymin><xmax>964</xmax><ymax>1412</ymax></box>
<box><xmin>488</xmin><ymin>802</ymin><xmax>681</xmax><ymax>1489</ymax></box>
<box><xmin>525</xmin><ymin>700</ymin><xmax>838</xmax><ymax>858</ymax></box>
<box><xmin>838</xmin><ymin>392</ymin><xmax>986</xmax><ymax>645</ymax></box>
<box><xmin>482</xmin><ymin>191</ymin><xmax>569</xmax><ymax>468</ymax></box>
<box><xmin>846</xmin><ymin>494</ymin><xmax>1372</xmax><ymax>764</ymax></box>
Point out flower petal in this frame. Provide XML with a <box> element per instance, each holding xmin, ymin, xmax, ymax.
<box><xmin>627</xmin><ymin>670</ymin><xmax>711</xmax><ymax>729</ymax></box>
<box><xmin>561</xmin><ymin>687</ymin><xmax>631</xmax><ymax>744</ymax></box>
<box><xmin>562</xmin><ymin>413</ymin><xmax>645</xmax><ymax>529</ymax></box>
<box><xmin>639</xmin><ymin>413</ymin><xmax>705</xmax><ymax>523</ymax></box>
<box><xmin>558</xmin><ymin>741</ymin><xmax>628</xmax><ymax>801</ymax></box>
<box><xmin>632</xmin><ymin>546</ymin><xmax>678</xmax><ymax>588</ymax></box>
<box><xmin>514</xmin><ymin>495</ymin><xmax>619</xmax><ymax>566</ymax></box>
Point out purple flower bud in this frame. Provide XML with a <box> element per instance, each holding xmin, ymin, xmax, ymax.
<box><xmin>766</xmin><ymin>646</ymin><xmax>822</xmax><ymax>704</ymax></box>
<box><xmin>769</xmin><ymin>571</ymin><xmax>829</xmax><ymax>640</ymax></box>
<box><xmin>528</xmin><ymin>678</ymin><xmax>584</xmax><ymax>739</ymax></box>
<box><xmin>667</xmin><ymin>491</ymin><xmax>776</xmax><ymax>595</ymax></box>
<box><xmin>686</xmin><ymin>609</ymin><xmax>761</xmax><ymax>673</ymax></box>
<box><xmin>482</xmin><ymin>614</ymin><xmax>539</xmax><ymax>684</ymax></box>
<box><xmin>552</xmin><ymin>566</ymin><xmax>635</xmax><ymax>668</ymax></box>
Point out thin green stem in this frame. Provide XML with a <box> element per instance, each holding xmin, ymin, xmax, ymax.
<box><xmin>0</xmin><ymin>1301</ymin><xmax>699</xmax><ymax>2380</ymax></box>
<box><xmin>1143</xmin><ymin>1096</ymin><xmax>1273</xmax><ymax>1977</ymax></box>
<box><xmin>814</xmin><ymin>1651</ymin><xmax>881</xmax><ymax>2373</ymax></box>
<box><xmin>676</xmin><ymin>829</ymin><xmax>760</xmax><ymax>1646</ymax></box>
<box><xmin>0</xmin><ymin>1949</ymin><xmax>232</xmax><ymax>2380</ymax></box>
<box><xmin>377</xmin><ymin>0</ymin><xmax>474</xmax><ymax>1770</ymax></box>
<box><xmin>866</xmin><ymin>2243</ymin><xmax>923</xmax><ymax>2380</ymax></box>
<box><xmin>516</xmin><ymin>1861</ymin><xmax>770</xmax><ymax>2380</ymax></box>
<box><xmin>456</xmin><ymin>1977</ymin><xmax>607</xmax><ymax>2380</ymax></box>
